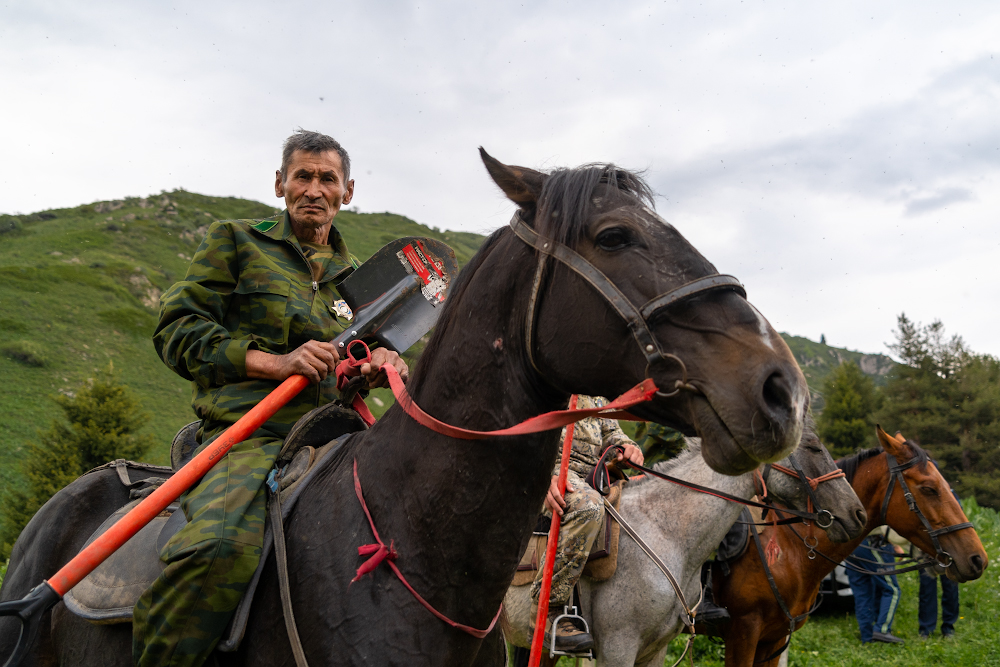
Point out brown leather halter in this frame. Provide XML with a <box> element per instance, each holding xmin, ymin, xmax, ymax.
<box><xmin>878</xmin><ymin>454</ymin><xmax>974</xmax><ymax>568</ymax></box>
<box><xmin>508</xmin><ymin>212</ymin><xmax>747</xmax><ymax>397</ymax></box>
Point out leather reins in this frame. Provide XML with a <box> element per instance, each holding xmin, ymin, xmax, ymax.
<box><xmin>878</xmin><ymin>453</ymin><xmax>974</xmax><ymax>568</ymax></box>
<box><xmin>508</xmin><ymin>212</ymin><xmax>746</xmax><ymax>397</ymax></box>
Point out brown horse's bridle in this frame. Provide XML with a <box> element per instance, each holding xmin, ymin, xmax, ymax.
<box><xmin>509</xmin><ymin>213</ymin><xmax>747</xmax><ymax>397</ymax></box>
<box><xmin>878</xmin><ymin>454</ymin><xmax>974</xmax><ymax>568</ymax></box>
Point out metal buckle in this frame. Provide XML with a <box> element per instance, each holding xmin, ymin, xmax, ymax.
<box><xmin>815</xmin><ymin>509</ymin><xmax>834</xmax><ymax>529</ymax></box>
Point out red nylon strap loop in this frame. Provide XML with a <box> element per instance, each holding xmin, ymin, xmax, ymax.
<box><xmin>351</xmin><ymin>459</ymin><xmax>501</xmax><ymax>639</ymax></box>
<box><xmin>335</xmin><ymin>340</ymin><xmax>377</xmax><ymax>426</ymax></box>
<box><xmin>383</xmin><ymin>368</ymin><xmax>656</xmax><ymax>439</ymax></box>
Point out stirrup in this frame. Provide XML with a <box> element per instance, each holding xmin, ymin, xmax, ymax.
<box><xmin>547</xmin><ymin>604</ymin><xmax>594</xmax><ymax>659</ymax></box>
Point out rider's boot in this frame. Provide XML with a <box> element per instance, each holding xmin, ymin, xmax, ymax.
<box><xmin>529</xmin><ymin>602</ymin><xmax>594</xmax><ymax>654</ymax></box>
<box><xmin>542</xmin><ymin>610</ymin><xmax>594</xmax><ymax>653</ymax></box>
<box><xmin>697</xmin><ymin>562</ymin><xmax>730</xmax><ymax>625</ymax></box>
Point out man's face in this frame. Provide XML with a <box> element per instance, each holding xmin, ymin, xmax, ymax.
<box><xmin>275</xmin><ymin>149</ymin><xmax>355</xmax><ymax>230</ymax></box>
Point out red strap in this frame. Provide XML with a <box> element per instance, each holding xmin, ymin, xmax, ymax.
<box><xmin>334</xmin><ymin>340</ymin><xmax>658</xmax><ymax>438</ymax></box>
<box><xmin>383</xmin><ymin>365</ymin><xmax>656</xmax><ymax>439</ymax></box>
<box><xmin>335</xmin><ymin>341</ymin><xmax>377</xmax><ymax>426</ymax></box>
<box><xmin>351</xmin><ymin>459</ymin><xmax>502</xmax><ymax>639</ymax></box>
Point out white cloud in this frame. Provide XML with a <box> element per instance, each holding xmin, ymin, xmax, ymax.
<box><xmin>2</xmin><ymin>0</ymin><xmax>999</xmax><ymax>355</ymax></box>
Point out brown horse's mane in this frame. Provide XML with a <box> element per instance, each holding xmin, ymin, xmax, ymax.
<box><xmin>836</xmin><ymin>439</ymin><xmax>931</xmax><ymax>484</ymax></box>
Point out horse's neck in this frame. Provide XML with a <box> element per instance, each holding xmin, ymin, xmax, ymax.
<box><xmin>624</xmin><ymin>454</ymin><xmax>756</xmax><ymax>570</ymax></box>
<box><xmin>340</xmin><ymin>257</ymin><xmax>567</xmax><ymax>621</ymax></box>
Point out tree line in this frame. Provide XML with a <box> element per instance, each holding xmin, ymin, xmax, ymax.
<box><xmin>818</xmin><ymin>314</ymin><xmax>1000</xmax><ymax>509</ymax></box>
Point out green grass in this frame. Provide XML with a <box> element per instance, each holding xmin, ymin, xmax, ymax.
<box><xmin>0</xmin><ymin>190</ymin><xmax>484</xmax><ymax>530</ymax></box>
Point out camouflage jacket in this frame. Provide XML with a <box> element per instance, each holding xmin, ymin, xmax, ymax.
<box><xmin>153</xmin><ymin>211</ymin><xmax>359</xmax><ymax>438</ymax></box>
<box><xmin>557</xmin><ymin>395</ymin><xmax>636</xmax><ymax>477</ymax></box>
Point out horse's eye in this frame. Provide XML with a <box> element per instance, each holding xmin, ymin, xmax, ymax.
<box><xmin>596</xmin><ymin>228</ymin><xmax>631</xmax><ymax>251</ymax></box>
<box><xmin>919</xmin><ymin>486</ymin><xmax>939</xmax><ymax>497</ymax></box>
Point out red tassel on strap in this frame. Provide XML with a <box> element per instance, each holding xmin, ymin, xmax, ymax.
<box><xmin>350</xmin><ymin>459</ymin><xmax>502</xmax><ymax>638</ymax></box>
<box><xmin>353</xmin><ymin>541</ymin><xmax>398</xmax><ymax>582</ymax></box>
<box><xmin>765</xmin><ymin>534</ymin><xmax>781</xmax><ymax>566</ymax></box>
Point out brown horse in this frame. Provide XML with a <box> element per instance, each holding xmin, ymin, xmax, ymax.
<box><xmin>1</xmin><ymin>152</ymin><xmax>809</xmax><ymax>666</ymax></box>
<box><xmin>714</xmin><ymin>427</ymin><xmax>989</xmax><ymax>666</ymax></box>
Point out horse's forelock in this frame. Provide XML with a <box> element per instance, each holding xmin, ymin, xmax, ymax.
<box><xmin>534</xmin><ymin>164</ymin><xmax>654</xmax><ymax>248</ymax></box>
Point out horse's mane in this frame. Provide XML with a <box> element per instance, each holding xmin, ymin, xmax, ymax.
<box><xmin>409</xmin><ymin>162</ymin><xmax>654</xmax><ymax>387</ymax></box>
<box><xmin>534</xmin><ymin>164</ymin><xmax>655</xmax><ymax>249</ymax></box>
<box><xmin>836</xmin><ymin>439</ymin><xmax>930</xmax><ymax>484</ymax></box>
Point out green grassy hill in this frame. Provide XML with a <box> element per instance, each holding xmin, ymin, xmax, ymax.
<box><xmin>780</xmin><ymin>334</ymin><xmax>896</xmax><ymax>412</ymax></box>
<box><xmin>0</xmin><ymin>190</ymin><xmax>484</xmax><ymax>506</ymax></box>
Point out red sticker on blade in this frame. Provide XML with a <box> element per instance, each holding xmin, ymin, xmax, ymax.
<box><xmin>416</xmin><ymin>240</ymin><xmax>445</xmax><ymax>278</ymax></box>
<box><xmin>402</xmin><ymin>244</ymin><xmax>431</xmax><ymax>285</ymax></box>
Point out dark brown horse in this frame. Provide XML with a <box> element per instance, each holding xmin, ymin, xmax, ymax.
<box><xmin>715</xmin><ymin>427</ymin><xmax>989</xmax><ymax>667</ymax></box>
<box><xmin>1</xmin><ymin>150</ymin><xmax>809</xmax><ymax>666</ymax></box>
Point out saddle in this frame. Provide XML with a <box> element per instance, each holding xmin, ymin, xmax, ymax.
<box><xmin>62</xmin><ymin>402</ymin><xmax>366</xmax><ymax>652</ymax></box>
<box><xmin>714</xmin><ymin>507</ymin><xmax>752</xmax><ymax>575</ymax></box>
<box><xmin>510</xmin><ymin>479</ymin><xmax>626</xmax><ymax>586</ymax></box>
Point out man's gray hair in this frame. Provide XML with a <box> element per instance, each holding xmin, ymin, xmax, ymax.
<box><xmin>280</xmin><ymin>129</ymin><xmax>351</xmax><ymax>181</ymax></box>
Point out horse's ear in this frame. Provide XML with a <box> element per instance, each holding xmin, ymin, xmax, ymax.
<box><xmin>876</xmin><ymin>425</ymin><xmax>910</xmax><ymax>460</ymax></box>
<box><xmin>479</xmin><ymin>147</ymin><xmax>545</xmax><ymax>207</ymax></box>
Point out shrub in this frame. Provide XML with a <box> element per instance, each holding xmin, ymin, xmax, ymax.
<box><xmin>2</xmin><ymin>340</ymin><xmax>48</xmax><ymax>367</ymax></box>
<box><xmin>0</xmin><ymin>364</ymin><xmax>155</xmax><ymax>559</ymax></box>
<box><xmin>0</xmin><ymin>215</ymin><xmax>22</xmax><ymax>235</ymax></box>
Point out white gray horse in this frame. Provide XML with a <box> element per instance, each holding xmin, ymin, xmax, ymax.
<box><xmin>505</xmin><ymin>431</ymin><xmax>867</xmax><ymax>666</ymax></box>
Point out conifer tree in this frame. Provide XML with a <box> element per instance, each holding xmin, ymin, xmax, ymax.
<box><xmin>0</xmin><ymin>364</ymin><xmax>154</xmax><ymax>559</ymax></box>
<box><xmin>876</xmin><ymin>314</ymin><xmax>1000</xmax><ymax>508</ymax></box>
<box><xmin>817</xmin><ymin>362</ymin><xmax>882</xmax><ymax>457</ymax></box>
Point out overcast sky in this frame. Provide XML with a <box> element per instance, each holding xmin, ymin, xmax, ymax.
<box><xmin>2</xmin><ymin>1</ymin><xmax>998</xmax><ymax>358</ymax></box>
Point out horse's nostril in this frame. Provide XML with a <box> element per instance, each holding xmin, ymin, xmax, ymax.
<box><xmin>970</xmin><ymin>554</ymin><xmax>984</xmax><ymax>572</ymax></box>
<box><xmin>855</xmin><ymin>508</ymin><xmax>868</xmax><ymax>526</ymax></box>
<box><xmin>761</xmin><ymin>371</ymin><xmax>793</xmax><ymax>418</ymax></box>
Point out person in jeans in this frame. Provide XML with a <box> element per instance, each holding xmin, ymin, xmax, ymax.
<box><xmin>918</xmin><ymin>565</ymin><xmax>959</xmax><ymax>638</ymax></box>
<box><xmin>846</xmin><ymin>534</ymin><xmax>904</xmax><ymax>644</ymax></box>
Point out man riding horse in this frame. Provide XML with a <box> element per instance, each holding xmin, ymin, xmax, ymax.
<box><xmin>530</xmin><ymin>395</ymin><xmax>643</xmax><ymax>653</ymax></box>
<box><xmin>132</xmin><ymin>130</ymin><xmax>409</xmax><ymax>667</ymax></box>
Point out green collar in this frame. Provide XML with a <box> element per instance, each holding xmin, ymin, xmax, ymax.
<box><xmin>248</xmin><ymin>210</ymin><xmax>356</xmax><ymax>270</ymax></box>
<box><xmin>247</xmin><ymin>210</ymin><xmax>292</xmax><ymax>240</ymax></box>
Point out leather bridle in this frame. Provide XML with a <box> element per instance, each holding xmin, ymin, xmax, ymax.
<box><xmin>762</xmin><ymin>454</ymin><xmax>842</xmax><ymax>531</ymax></box>
<box><xmin>508</xmin><ymin>212</ymin><xmax>747</xmax><ymax>398</ymax></box>
<box><xmin>878</xmin><ymin>454</ymin><xmax>974</xmax><ymax>568</ymax></box>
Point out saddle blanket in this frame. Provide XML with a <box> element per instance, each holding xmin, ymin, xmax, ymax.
<box><xmin>62</xmin><ymin>430</ymin><xmax>356</xmax><ymax>652</ymax></box>
<box><xmin>510</xmin><ymin>479</ymin><xmax>624</xmax><ymax>585</ymax></box>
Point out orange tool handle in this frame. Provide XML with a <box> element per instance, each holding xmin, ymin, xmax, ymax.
<box><xmin>46</xmin><ymin>374</ymin><xmax>310</xmax><ymax>596</ymax></box>
<box><xmin>528</xmin><ymin>394</ymin><xmax>578</xmax><ymax>666</ymax></box>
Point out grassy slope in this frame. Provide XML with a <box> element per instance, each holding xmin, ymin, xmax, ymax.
<box><xmin>780</xmin><ymin>334</ymin><xmax>897</xmax><ymax>412</ymax></box>
<box><xmin>0</xmin><ymin>190</ymin><xmax>484</xmax><ymax>504</ymax></box>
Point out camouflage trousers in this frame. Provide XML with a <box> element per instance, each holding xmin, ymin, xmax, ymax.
<box><xmin>530</xmin><ymin>471</ymin><xmax>604</xmax><ymax>608</ymax></box>
<box><xmin>132</xmin><ymin>423</ymin><xmax>282</xmax><ymax>667</ymax></box>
